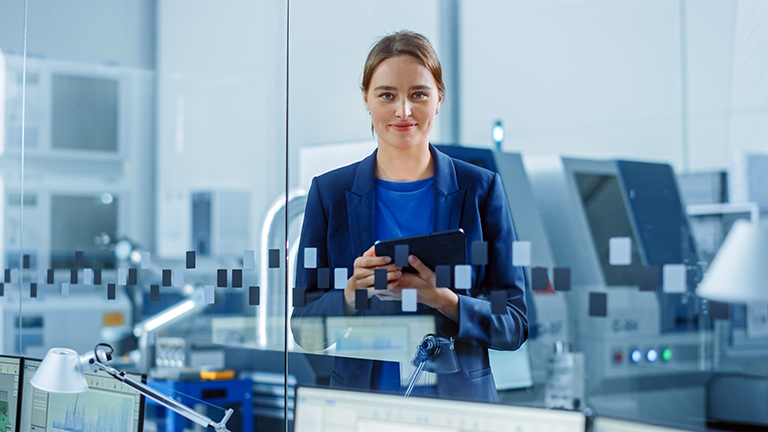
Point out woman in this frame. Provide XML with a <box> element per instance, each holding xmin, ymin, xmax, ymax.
<box><xmin>292</xmin><ymin>30</ymin><xmax>528</xmax><ymax>403</ymax></box>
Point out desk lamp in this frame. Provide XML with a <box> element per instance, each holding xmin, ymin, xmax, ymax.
<box><xmin>31</xmin><ymin>343</ymin><xmax>234</xmax><ymax>431</ymax></box>
<box><xmin>696</xmin><ymin>220</ymin><xmax>768</xmax><ymax>302</ymax></box>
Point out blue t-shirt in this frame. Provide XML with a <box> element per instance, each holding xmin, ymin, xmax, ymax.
<box><xmin>375</xmin><ymin>177</ymin><xmax>434</xmax><ymax>241</ymax></box>
<box><xmin>372</xmin><ymin>176</ymin><xmax>434</xmax><ymax>392</ymax></box>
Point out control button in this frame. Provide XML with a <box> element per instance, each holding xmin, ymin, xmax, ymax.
<box><xmin>647</xmin><ymin>349</ymin><xmax>658</xmax><ymax>362</ymax></box>
<box><xmin>630</xmin><ymin>349</ymin><xmax>642</xmax><ymax>363</ymax></box>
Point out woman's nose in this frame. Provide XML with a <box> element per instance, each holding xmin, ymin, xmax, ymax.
<box><xmin>395</xmin><ymin>98</ymin><xmax>412</xmax><ymax>118</ymax></box>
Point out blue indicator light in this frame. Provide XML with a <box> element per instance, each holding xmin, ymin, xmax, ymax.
<box><xmin>647</xmin><ymin>349</ymin><xmax>658</xmax><ymax>362</ymax></box>
<box><xmin>631</xmin><ymin>350</ymin><xmax>642</xmax><ymax>363</ymax></box>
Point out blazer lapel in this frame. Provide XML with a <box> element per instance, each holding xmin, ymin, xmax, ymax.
<box><xmin>432</xmin><ymin>145</ymin><xmax>466</xmax><ymax>231</ymax></box>
<box><xmin>346</xmin><ymin>151</ymin><xmax>378</xmax><ymax>257</ymax></box>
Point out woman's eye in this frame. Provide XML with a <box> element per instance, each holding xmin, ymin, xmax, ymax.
<box><xmin>379</xmin><ymin>92</ymin><xmax>394</xmax><ymax>100</ymax></box>
<box><xmin>412</xmin><ymin>92</ymin><xmax>428</xmax><ymax>99</ymax></box>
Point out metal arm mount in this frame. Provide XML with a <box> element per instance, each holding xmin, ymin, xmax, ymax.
<box><xmin>81</xmin><ymin>347</ymin><xmax>234</xmax><ymax>432</ymax></box>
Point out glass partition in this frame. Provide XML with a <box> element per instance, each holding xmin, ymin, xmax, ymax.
<box><xmin>2</xmin><ymin>1</ymin><xmax>768</xmax><ymax>431</ymax></box>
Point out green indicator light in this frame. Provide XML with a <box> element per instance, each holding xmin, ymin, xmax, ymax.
<box><xmin>662</xmin><ymin>349</ymin><xmax>672</xmax><ymax>361</ymax></box>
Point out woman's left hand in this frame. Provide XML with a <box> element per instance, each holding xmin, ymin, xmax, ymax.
<box><xmin>377</xmin><ymin>254</ymin><xmax>460</xmax><ymax>322</ymax></box>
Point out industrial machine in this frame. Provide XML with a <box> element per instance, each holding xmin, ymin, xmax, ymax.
<box><xmin>525</xmin><ymin>156</ymin><xmax>709</xmax><ymax>421</ymax></box>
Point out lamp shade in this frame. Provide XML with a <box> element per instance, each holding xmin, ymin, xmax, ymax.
<box><xmin>30</xmin><ymin>348</ymin><xmax>89</xmax><ymax>394</ymax></box>
<box><xmin>696</xmin><ymin>220</ymin><xmax>768</xmax><ymax>302</ymax></box>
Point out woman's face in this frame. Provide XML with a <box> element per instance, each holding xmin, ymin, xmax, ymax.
<box><xmin>364</xmin><ymin>55</ymin><xmax>442</xmax><ymax>152</ymax></box>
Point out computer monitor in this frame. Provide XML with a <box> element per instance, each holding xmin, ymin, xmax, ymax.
<box><xmin>0</xmin><ymin>355</ymin><xmax>21</xmax><ymax>432</ymax></box>
<box><xmin>593</xmin><ymin>416</ymin><xmax>694</xmax><ymax>432</ymax></box>
<box><xmin>19</xmin><ymin>358</ymin><xmax>145</xmax><ymax>432</ymax></box>
<box><xmin>294</xmin><ymin>386</ymin><xmax>586</xmax><ymax>432</ymax></box>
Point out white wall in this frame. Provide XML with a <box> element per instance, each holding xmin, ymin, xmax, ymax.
<box><xmin>287</xmin><ymin>0</ymin><xmax>441</xmax><ymax>186</ymax></box>
<box><xmin>460</xmin><ymin>0</ymin><xmax>685</xmax><ymax>166</ymax></box>
<box><xmin>0</xmin><ymin>0</ymin><xmax>155</xmax><ymax>69</ymax></box>
<box><xmin>458</xmin><ymin>0</ymin><xmax>745</xmax><ymax>173</ymax></box>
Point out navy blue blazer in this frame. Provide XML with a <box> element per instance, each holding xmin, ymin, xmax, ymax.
<box><xmin>291</xmin><ymin>145</ymin><xmax>528</xmax><ymax>402</ymax></box>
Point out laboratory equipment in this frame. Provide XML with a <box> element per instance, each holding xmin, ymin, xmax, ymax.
<box><xmin>294</xmin><ymin>386</ymin><xmax>587</xmax><ymax>432</ymax></box>
<box><xmin>525</xmin><ymin>156</ymin><xmax>707</xmax><ymax>399</ymax></box>
<box><xmin>21</xmin><ymin>354</ymin><xmax>147</xmax><ymax>432</ymax></box>
<box><xmin>31</xmin><ymin>344</ymin><xmax>233</xmax><ymax>432</ymax></box>
<box><xmin>1</xmin><ymin>54</ymin><xmax>154</xmax><ymax>270</ymax></box>
<box><xmin>0</xmin><ymin>355</ymin><xmax>20</xmax><ymax>432</ymax></box>
<box><xmin>1</xmin><ymin>284</ymin><xmax>132</xmax><ymax>359</ymax></box>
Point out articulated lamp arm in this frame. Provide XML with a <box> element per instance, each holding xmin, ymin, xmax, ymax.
<box><xmin>80</xmin><ymin>345</ymin><xmax>234</xmax><ymax>432</ymax></box>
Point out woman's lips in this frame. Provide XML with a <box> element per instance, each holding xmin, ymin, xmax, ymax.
<box><xmin>390</xmin><ymin>123</ymin><xmax>416</xmax><ymax>131</ymax></box>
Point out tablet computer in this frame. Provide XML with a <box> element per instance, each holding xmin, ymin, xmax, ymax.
<box><xmin>374</xmin><ymin>229</ymin><xmax>466</xmax><ymax>273</ymax></box>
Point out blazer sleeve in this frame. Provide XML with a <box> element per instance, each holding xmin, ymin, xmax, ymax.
<box><xmin>290</xmin><ymin>177</ymin><xmax>350</xmax><ymax>351</ymax></box>
<box><xmin>436</xmin><ymin>173</ymin><xmax>529</xmax><ymax>351</ymax></box>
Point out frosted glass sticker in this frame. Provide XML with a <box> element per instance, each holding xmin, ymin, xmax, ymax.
<box><xmin>491</xmin><ymin>291</ymin><xmax>507</xmax><ymax>315</ymax></box>
<box><xmin>293</xmin><ymin>287</ymin><xmax>305</xmax><ymax>308</ymax></box>
<box><xmin>62</xmin><ymin>283</ymin><xmax>71</xmax><ymax>298</ymax></box>
<box><xmin>401</xmin><ymin>289</ymin><xmax>417</xmax><ymax>312</ymax></box>
<box><xmin>662</xmin><ymin>264</ymin><xmax>687</xmax><ymax>294</ymax></box>
<box><xmin>554</xmin><ymin>267</ymin><xmax>571</xmax><ymax>291</ymax></box>
<box><xmin>75</xmin><ymin>251</ymin><xmax>84</xmax><ymax>268</ymax></box>
<box><xmin>269</xmin><ymin>249</ymin><xmax>280</xmax><ymax>268</ymax></box>
<box><xmin>355</xmin><ymin>289</ymin><xmax>369</xmax><ymax>310</ymax></box>
<box><xmin>204</xmin><ymin>285</ymin><xmax>215</xmax><ymax>304</ymax></box>
<box><xmin>117</xmin><ymin>268</ymin><xmax>127</xmax><ymax>285</ymax></box>
<box><xmin>186</xmin><ymin>251</ymin><xmax>196</xmax><ymax>269</ymax></box>
<box><xmin>141</xmin><ymin>251</ymin><xmax>151</xmax><ymax>269</ymax></box>
<box><xmin>395</xmin><ymin>244</ymin><xmax>409</xmax><ymax>267</ymax></box>
<box><xmin>334</xmin><ymin>268</ymin><xmax>348</xmax><ymax>289</ymax></box>
<box><xmin>173</xmin><ymin>269</ymin><xmax>184</xmax><ymax>288</ymax></box>
<box><xmin>374</xmin><ymin>268</ymin><xmax>387</xmax><ymax>290</ymax></box>
<box><xmin>249</xmin><ymin>286</ymin><xmax>260</xmax><ymax>305</ymax></box>
<box><xmin>30</xmin><ymin>283</ymin><xmax>37</xmax><ymax>298</ymax></box>
<box><xmin>638</xmin><ymin>266</ymin><xmax>659</xmax><ymax>291</ymax></box>
<box><xmin>317</xmin><ymin>268</ymin><xmax>330</xmax><ymax>289</ymax></box>
<box><xmin>471</xmin><ymin>241</ymin><xmax>488</xmax><ymax>266</ymax></box>
<box><xmin>609</xmin><ymin>237</ymin><xmax>632</xmax><ymax>265</ymax></box>
<box><xmin>83</xmin><ymin>269</ymin><xmax>93</xmax><ymax>285</ymax></box>
<box><xmin>512</xmin><ymin>241</ymin><xmax>531</xmax><ymax>267</ymax></box>
<box><xmin>107</xmin><ymin>283</ymin><xmax>116</xmax><ymax>300</ymax></box>
<box><xmin>150</xmin><ymin>285</ymin><xmax>160</xmax><ymax>302</ymax></box>
<box><xmin>304</xmin><ymin>248</ymin><xmax>317</xmax><ymax>269</ymax></box>
<box><xmin>435</xmin><ymin>265</ymin><xmax>451</xmax><ymax>288</ymax></box>
<box><xmin>589</xmin><ymin>292</ymin><xmax>607</xmax><ymax>317</ymax></box>
<box><xmin>243</xmin><ymin>250</ymin><xmax>255</xmax><ymax>270</ymax></box>
<box><xmin>455</xmin><ymin>265</ymin><xmax>472</xmax><ymax>289</ymax></box>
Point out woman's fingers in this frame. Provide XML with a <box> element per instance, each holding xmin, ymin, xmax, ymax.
<box><xmin>354</xmin><ymin>268</ymin><xmax>401</xmax><ymax>289</ymax></box>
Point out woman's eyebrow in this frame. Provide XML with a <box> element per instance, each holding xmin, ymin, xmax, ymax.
<box><xmin>373</xmin><ymin>85</ymin><xmax>397</xmax><ymax>92</ymax></box>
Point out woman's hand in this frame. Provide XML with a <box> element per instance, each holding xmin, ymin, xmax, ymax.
<box><xmin>392</xmin><ymin>255</ymin><xmax>460</xmax><ymax>323</ymax></box>
<box><xmin>344</xmin><ymin>246</ymin><xmax>401</xmax><ymax>312</ymax></box>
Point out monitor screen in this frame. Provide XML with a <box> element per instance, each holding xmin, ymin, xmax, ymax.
<box><xmin>19</xmin><ymin>358</ymin><xmax>145</xmax><ymax>432</ymax></box>
<box><xmin>574</xmin><ymin>173</ymin><xmax>643</xmax><ymax>286</ymax></box>
<box><xmin>0</xmin><ymin>356</ymin><xmax>21</xmax><ymax>432</ymax></box>
<box><xmin>593</xmin><ymin>416</ymin><xmax>693</xmax><ymax>432</ymax></box>
<box><xmin>294</xmin><ymin>387</ymin><xmax>586</xmax><ymax>432</ymax></box>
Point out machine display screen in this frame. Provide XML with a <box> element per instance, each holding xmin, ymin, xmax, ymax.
<box><xmin>19</xmin><ymin>358</ymin><xmax>145</xmax><ymax>432</ymax></box>
<box><xmin>295</xmin><ymin>386</ymin><xmax>585</xmax><ymax>432</ymax></box>
<box><xmin>0</xmin><ymin>356</ymin><xmax>21</xmax><ymax>432</ymax></box>
<box><xmin>575</xmin><ymin>173</ymin><xmax>643</xmax><ymax>286</ymax></box>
